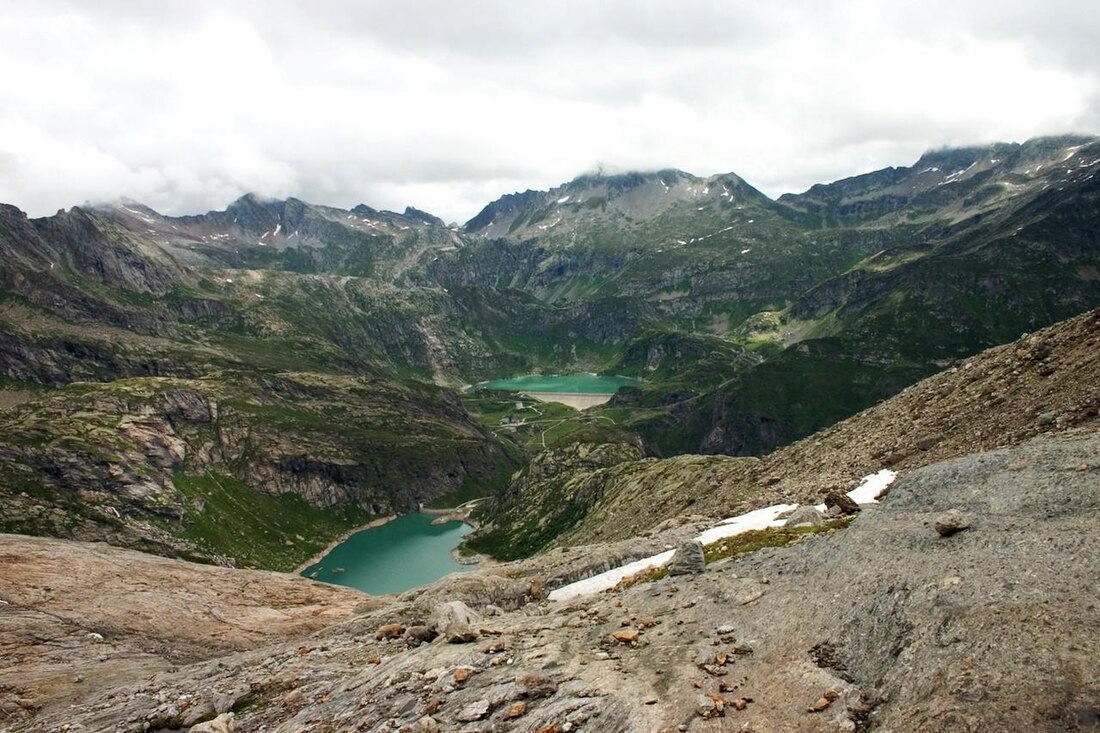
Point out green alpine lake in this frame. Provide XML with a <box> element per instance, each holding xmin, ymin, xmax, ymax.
<box><xmin>472</xmin><ymin>373</ymin><xmax>639</xmax><ymax>394</ymax></box>
<box><xmin>300</xmin><ymin>513</ymin><xmax>474</xmax><ymax>595</ymax></box>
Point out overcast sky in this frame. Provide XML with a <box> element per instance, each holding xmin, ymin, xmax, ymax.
<box><xmin>1</xmin><ymin>0</ymin><xmax>1097</xmax><ymax>223</ymax></box>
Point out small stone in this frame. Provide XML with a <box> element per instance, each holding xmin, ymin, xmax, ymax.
<box><xmin>456</xmin><ymin>699</ymin><xmax>490</xmax><ymax>722</ymax></box>
<box><xmin>454</xmin><ymin>667</ymin><xmax>474</xmax><ymax>683</ymax></box>
<box><xmin>715</xmin><ymin>624</ymin><xmax>736</xmax><ymax>636</ymax></box>
<box><xmin>696</xmin><ymin>694</ymin><xmax>726</xmax><ymax>719</ymax></box>
<box><xmin>612</xmin><ymin>628</ymin><xmax>639</xmax><ymax>644</ymax></box>
<box><xmin>1077</xmin><ymin>463</ymin><xmax>1090</xmax><ymax>472</ymax></box>
<box><xmin>505</xmin><ymin>702</ymin><xmax>527</xmax><ymax>719</ymax></box>
<box><xmin>933</xmin><ymin>509</ymin><xmax>972</xmax><ymax>537</ymax></box>
<box><xmin>518</xmin><ymin>674</ymin><xmax>559</xmax><ymax>699</ymax></box>
<box><xmin>72</xmin><ymin>675</ymin><xmax>84</xmax><ymax>683</ymax></box>
<box><xmin>809</xmin><ymin>697</ymin><xmax>831</xmax><ymax>712</ymax></box>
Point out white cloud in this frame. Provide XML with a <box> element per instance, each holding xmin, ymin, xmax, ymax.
<box><xmin>0</xmin><ymin>0</ymin><xmax>1096</xmax><ymax>223</ymax></box>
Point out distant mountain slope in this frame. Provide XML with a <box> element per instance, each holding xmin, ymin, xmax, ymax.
<box><xmin>466</xmin><ymin>307</ymin><xmax>1100</xmax><ymax>554</ymax></box>
<box><xmin>99</xmin><ymin>193</ymin><xmax>462</xmax><ymax>278</ymax></box>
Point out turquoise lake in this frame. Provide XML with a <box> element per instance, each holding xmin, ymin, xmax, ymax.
<box><xmin>472</xmin><ymin>373</ymin><xmax>639</xmax><ymax>394</ymax></box>
<box><xmin>300</xmin><ymin>513</ymin><xmax>473</xmax><ymax>595</ymax></box>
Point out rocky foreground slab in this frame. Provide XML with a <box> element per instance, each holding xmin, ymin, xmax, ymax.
<box><xmin>2</xmin><ymin>429</ymin><xmax>1097</xmax><ymax>731</ymax></box>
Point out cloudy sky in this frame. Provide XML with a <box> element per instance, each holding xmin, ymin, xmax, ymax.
<box><xmin>1</xmin><ymin>0</ymin><xmax>1097</xmax><ymax>223</ymax></box>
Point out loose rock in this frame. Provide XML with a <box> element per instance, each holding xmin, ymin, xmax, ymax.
<box><xmin>667</xmin><ymin>540</ymin><xmax>706</xmax><ymax>575</ymax></box>
<box><xmin>824</xmin><ymin>492</ymin><xmax>861</xmax><ymax>515</ymax></box>
<box><xmin>189</xmin><ymin>712</ymin><xmax>234</xmax><ymax>733</ymax></box>
<box><xmin>933</xmin><ymin>509</ymin><xmax>972</xmax><ymax>537</ymax></box>
<box><xmin>456</xmin><ymin>699</ymin><xmax>491</xmax><ymax>722</ymax></box>
<box><xmin>785</xmin><ymin>505</ymin><xmax>825</xmax><ymax>528</ymax></box>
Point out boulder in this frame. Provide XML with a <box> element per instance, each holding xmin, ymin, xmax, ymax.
<box><xmin>785</xmin><ymin>506</ymin><xmax>825</xmax><ymax>528</ymax></box>
<box><xmin>667</xmin><ymin>540</ymin><xmax>706</xmax><ymax>576</ymax></box>
<box><xmin>429</xmin><ymin>600</ymin><xmax>481</xmax><ymax>632</ymax></box>
<box><xmin>824</xmin><ymin>491</ymin><xmax>861</xmax><ymax>515</ymax></box>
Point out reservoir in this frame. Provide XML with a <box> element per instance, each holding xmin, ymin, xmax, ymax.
<box><xmin>299</xmin><ymin>513</ymin><xmax>473</xmax><ymax>595</ymax></box>
<box><xmin>471</xmin><ymin>373</ymin><xmax>639</xmax><ymax>408</ymax></box>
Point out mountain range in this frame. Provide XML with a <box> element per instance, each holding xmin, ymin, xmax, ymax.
<box><xmin>0</xmin><ymin>134</ymin><xmax>1097</xmax><ymax>571</ymax></box>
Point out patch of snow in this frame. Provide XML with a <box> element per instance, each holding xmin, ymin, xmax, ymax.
<box><xmin>847</xmin><ymin>469</ymin><xmax>897</xmax><ymax>504</ymax></box>
<box><xmin>919</xmin><ymin>167</ymin><xmax>940</xmax><ymax>174</ymax></box>
<box><xmin>675</xmin><ymin>239</ymin><xmax>687</xmax><ymax>245</ymax></box>
<box><xmin>549</xmin><ymin>504</ymin><xmax>795</xmax><ymax>602</ymax></box>
<box><xmin>549</xmin><ymin>551</ymin><xmax>676</xmax><ymax>602</ymax></box>
<box><xmin>1062</xmin><ymin>145</ymin><xmax>1084</xmax><ymax>161</ymax></box>
<box><xmin>556</xmin><ymin>195</ymin><xmax>571</xmax><ymax>204</ymax></box>
<box><xmin>747</xmin><ymin>219</ymin><xmax>754</xmax><ymax>224</ymax></box>
<box><xmin>697</xmin><ymin>504</ymin><xmax>798</xmax><ymax>544</ymax></box>
<box><xmin>288</xmin><ymin>231</ymin><xmax>298</xmax><ymax>240</ymax></box>
<box><xmin>741</xmin><ymin>248</ymin><xmax>751</xmax><ymax>254</ymax></box>
<box><xmin>224</xmin><ymin>278</ymin><xmax>233</xmax><ymax>284</ymax></box>
<box><xmin>273</xmin><ymin>223</ymin><xmax>281</xmax><ymax>236</ymax></box>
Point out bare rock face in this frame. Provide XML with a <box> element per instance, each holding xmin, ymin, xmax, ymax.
<box><xmin>0</xmin><ymin>534</ymin><xmax>368</xmax><ymax>722</ymax></box>
<box><xmin>667</xmin><ymin>539</ymin><xmax>706</xmax><ymax>575</ymax></box>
